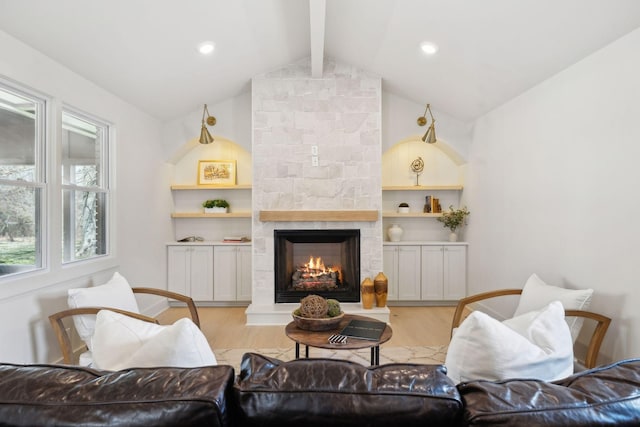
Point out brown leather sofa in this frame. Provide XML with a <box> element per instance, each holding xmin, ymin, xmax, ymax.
<box><xmin>1</xmin><ymin>354</ymin><xmax>639</xmax><ymax>426</ymax></box>
<box><xmin>0</xmin><ymin>363</ymin><xmax>235</xmax><ymax>426</ymax></box>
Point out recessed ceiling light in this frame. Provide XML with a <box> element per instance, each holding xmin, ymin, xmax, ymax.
<box><xmin>420</xmin><ymin>42</ymin><xmax>438</xmax><ymax>55</ymax></box>
<box><xmin>198</xmin><ymin>41</ymin><xmax>215</xmax><ymax>55</ymax></box>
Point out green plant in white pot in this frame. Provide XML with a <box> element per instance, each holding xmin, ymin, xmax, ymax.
<box><xmin>203</xmin><ymin>199</ymin><xmax>229</xmax><ymax>213</ymax></box>
<box><xmin>437</xmin><ymin>205</ymin><xmax>470</xmax><ymax>242</ymax></box>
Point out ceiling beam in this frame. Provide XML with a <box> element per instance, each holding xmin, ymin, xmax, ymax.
<box><xmin>309</xmin><ymin>0</ymin><xmax>326</xmax><ymax>78</ymax></box>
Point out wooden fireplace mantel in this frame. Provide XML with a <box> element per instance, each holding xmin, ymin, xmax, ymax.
<box><xmin>259</xmin><ymin>210</ymin><xmax>379</xmax><ymax>222</ymax></box>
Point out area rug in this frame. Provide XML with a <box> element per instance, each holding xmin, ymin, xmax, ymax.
<box><xmin>215</xmin><ymin>345</ymin><xmax>448</xmax><ymax>373</ymax></box>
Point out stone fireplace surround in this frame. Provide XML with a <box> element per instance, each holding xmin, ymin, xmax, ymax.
<box><xmin>245</xmin><ymin>58</ymin><xmax>389</xmax><ymax>325</ymax></box>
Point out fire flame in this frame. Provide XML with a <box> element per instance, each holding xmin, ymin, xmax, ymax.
<box><xmin>304</xmin><ymin>256</ymin><xmax>335</xmax><ymax>276</ymax></box>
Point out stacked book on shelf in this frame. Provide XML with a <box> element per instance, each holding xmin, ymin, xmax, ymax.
<box><xmin>424</xmin><ymin>195</ymin><xmax>442</xmax><ymax>213</ymax></box>
<box><xmin>222</xmin><ymin>236</ymin><xmax>251</xmax><ymax>243</ymax></box>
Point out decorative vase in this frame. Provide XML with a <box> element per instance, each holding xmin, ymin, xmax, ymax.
<box><xmin>449</xmin><ymin>231</ymin><xmax>458</xmax><ymax>242</ymax></box>
<box><xmin>388</xmin><ymin>224</ymin><xmax>403</xmax><ymax>242</ymax></box>
<box><xmin>374</xmin><ymin>272</ymin><xmax>388</xmax><ymax>307</ymax></box>
<box><xmin>361</xmin><ymin>277</ymin><xmax>374</xmax><ymax>309</ymax></box>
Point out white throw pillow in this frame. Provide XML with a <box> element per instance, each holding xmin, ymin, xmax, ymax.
<box><xmin>67</xmin><ymin>272</ymin><xmax>141</xmax><ymax>351</ymax></box>
<box><xmin>445</xmin><ymin>301</ymin><xmax>573</xmax><ymax>384</ymax></box>
<box><xmin>514</xmin><ymin>273</ymin><xmax>593</xmax><ymax>342</ymax></box>
<box><xmin>91</xmin><ymin>310</ymin><xmax>217</xmax><ymax>371</ymax></box>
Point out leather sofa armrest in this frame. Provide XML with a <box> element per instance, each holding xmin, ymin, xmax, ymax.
<box><xmin>458</xmin><ymin>358</ymin><xmax>640</xmax><ymax>426</ymax></box>
<box><xmin>0</xmin><ymin>363</ymin><xmax>235</xmax><ymax>427</ymax></box>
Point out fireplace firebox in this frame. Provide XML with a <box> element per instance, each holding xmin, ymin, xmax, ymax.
<box><xmin>274</xmin><ymin>229</ymin><xmax>360</xmax><ymax>303</ymax></box>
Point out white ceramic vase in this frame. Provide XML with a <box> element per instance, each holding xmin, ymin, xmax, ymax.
<box><xmin>449</xmin><ymin>231</ymin><xmax>458</xmax><ymax>242</ymax></box>
<box><xmin>388</xmin><ymin>224</ymin><xmax>403</xmax><ymax>242</ymax></box>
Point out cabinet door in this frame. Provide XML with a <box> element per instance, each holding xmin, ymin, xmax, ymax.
<box><xmin>443</xmin><ymin>245</ymin><xmax>466</xmax><ymax>300</ymax></box>
<box><xmin>237</xmin><ymin>246</ymin><xmax>252</xmax><ymax>301</ymax></box>
<box><xmin>213</xmin><ymin>246</ymin><xmax>237</xmax><ymax>301</ymax></box>
<box><xmin>421</xmin><ymin>246</ymin><xmax>444</xmax><ymax>300</ymax></box>
<box><xmin>397</xmin><ymin>246</ymin><xmax>421</xmax><ymax>300</ymax></box>
<box><xmin>189</xmin><ymin>246</ymin><xmax>214</xmax><ymax>301</ymax></box>
<box><xmin>382</xmin><ymin>246</ymin><xmax>399</xmax><ymax>301</ymax></box>
<box><xmin>167</xmin><ymin>246</ymin><xmax>190</xmax><ymax>296</ymax></box>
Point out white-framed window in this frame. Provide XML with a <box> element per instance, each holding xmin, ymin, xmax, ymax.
<box><xmin>0</xmin><ymin>82</ymin><xmax>46</xmax><ymax>277</ymax></box>
<box><xmin>61</xmin><ymin>108</ymin><xmax>110</xmax><ymax>263</ymax></box>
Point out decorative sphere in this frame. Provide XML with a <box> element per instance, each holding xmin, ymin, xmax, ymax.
<box><xmin>411</xmin><ymin>157</ymin><xmax>424</xmax><ymax>173</ymax></box>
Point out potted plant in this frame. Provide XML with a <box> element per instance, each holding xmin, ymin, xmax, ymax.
<box><xmin>437</xmin><ymin>205</ymin><xmax>470</xmax><ymax>241</ymax></box>
<box><xmin>203</xmin><ymin>199</ymin><xmax>229</xmax><ymax>213</ymax></box>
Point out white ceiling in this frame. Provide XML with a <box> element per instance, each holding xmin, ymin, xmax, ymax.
<box><xmin>1</xmin><ymin>0</ymin><xmax>639</xmax><ymax>122</ymax></box>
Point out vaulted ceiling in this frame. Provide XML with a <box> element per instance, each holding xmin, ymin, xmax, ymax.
<box><xmin>1</xmin><ymin>0</ymin><xmax>639</xmax><ymax>122</ymax></box>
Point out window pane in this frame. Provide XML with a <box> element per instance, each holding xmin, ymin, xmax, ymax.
<box><xmin>0</xmin><ymin>184</ymin><xmax>40</xmax><ymax>276</ymax></box>
<box><xmin>0</xmin><ymin>89</ymin><xmax>37</xmax><ymax>182</ymax></box>
<box><xmin>62</xmin><ymin>189</ymin><xmax>106</xmax><ymax>262</ymax></box>
<box><xmin>62</xmin><ymin>113</ymin><xmax>102</xmax><ymax>187</ymax></box>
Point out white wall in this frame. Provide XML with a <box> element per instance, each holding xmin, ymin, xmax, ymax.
<box><xmin>0</xmin><ymin>30</ymin><xmax>172</xmax><ymax>363</ymax></box>
<box><xmin>465</xmin><ymin>28</ymin><xmax>640</xmax><ymax>363</ymax></box>
<box><xmin>382</xmin><ymin>91</ymin><xmax>473</xmax><ymax>157</ymax></box>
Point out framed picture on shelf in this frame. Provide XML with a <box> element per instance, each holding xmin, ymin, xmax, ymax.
<box><xmin>197</xmin><ymin>160</ymin><xmax>236</xmax><ymax>185</ymax></box>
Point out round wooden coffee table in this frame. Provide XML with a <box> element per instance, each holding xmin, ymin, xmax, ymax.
<box><xmin>285</xmin><ymin>314</ymin><xmax>393</xmax><ymax>365</ymax></box>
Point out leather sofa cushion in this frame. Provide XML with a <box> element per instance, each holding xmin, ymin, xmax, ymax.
<box><xmin>233</xmin><ymin>352</ymin><xmax>463</xmax><ymax>427</ymax></box>
<box><xmin>459</xmin><ymin>358</ymin><xmax>640</xmax><ymax>426</ymax></box>
<box><xmin>0</xmin><ymin>363</ymin><xmax>235</xmax><ymax>427</ymax></box>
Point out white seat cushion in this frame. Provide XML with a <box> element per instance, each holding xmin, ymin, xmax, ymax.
<box><xmin>445</xmin><ymin>301</ymin><xmax>573</xmax><ymax>384</ymax></box>
<box><xmin>91</xmin><ymin>310</ymin><xmax>217</xmax><ymax>371</ymax></box>
<box><xmin>67</xmin><ymin>272</ymin><xmax>140</xmax><ymax>351</ymax></box>
<box><xmin>514</xmin><ymin>273</ymin><xmax>593</xmax><ymax>342</ymax></box>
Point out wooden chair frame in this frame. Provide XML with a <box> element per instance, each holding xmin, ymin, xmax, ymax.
<box><xmin>49</xmin><ymin>287</ymin><xmax>200</xmax><ymax>365</ymax></box>
<box><xmin>451</xmin><ymin>289</ymin><xmax>611</xmax><ymax>369</ymax></box>
<box><xmin>49</xmin><ymin>307</ymin><xmax>159</xmax><ymax>365</ymax></box>
<box><xmin>131</xmin><ymin>287</ymin><xmax>200</xmax><ymax>328</ymax></box>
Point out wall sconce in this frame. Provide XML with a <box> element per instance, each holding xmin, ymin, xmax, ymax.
<box><xmin>199</xmin><ymin>104</ymin><xmax>216</xmax><ymax>144</ymax></box>
<box><xmin>417</xmin><ymin>103</ymin><xmax>437</xmax><ymax>144</ymax></box>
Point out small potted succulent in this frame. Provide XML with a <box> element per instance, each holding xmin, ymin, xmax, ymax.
<box><xmin>437</xmin><ymin>205</ymin><xmax>470</xmax><ymax>242</ymax></box>
<box><xmin>203</xmin><ymin>199</ymin><xmax>229</xmax><ymax>213</ymax></box>
<box><xmin>397</xmin><ymin>202</ymin><xmax>410</xmax><ymax>213</ymax></box>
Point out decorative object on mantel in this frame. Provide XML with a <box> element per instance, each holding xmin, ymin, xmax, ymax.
<box><xmin>203</xmin><ymin>199</ymin><xmax>229</xmax><ymax>213</ymax></box>
<box><xmin>437</xmin><ymin>205</ymin><xmax>470</xmax><ymax>242</ymax></box>
<box><xmin>410</xmin><ymin>156</ymin><xmax>424</xmax><ymax>185</ymax></box>
<box><xmin>387</xmin><ymin>223</ymin><xmax>403</xmax><ymax>242</ymax></box>
<box><xmin>417</xmin><ymin>104</ymin><xmax>437</xmax><ymax>144</ymax></box>
<box><xmin>398</xmin><ymin>202</ymin><xmax>410</xmax><ymax>214</ymax></box>
<box><xmin>198</xmin><ymin>104</ymin><xmax>216</xmax><ymax>144</ymax></box>
<box><xmin>197</xmin><ymin>160</ymin><xmax>236</xmax><ymax>185</ymax></box>
<box><xmin>361</xmin><ymin>277</ymin><xmax>374</xmax><ymax>309</ymax></box>
<box><xmin>374</xmin><ymin>272</ymin><xmax>388</xmax><ymax>307</ymax></box>
<box><xmin>292</xmin><ymin>295</ymin><xmax>344</xmax><ymax>331</ymax></box>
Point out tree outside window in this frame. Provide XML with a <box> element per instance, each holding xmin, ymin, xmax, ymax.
<box><xmin>61</xmin><ymin>110</ymin><xmax>109</xmax><ymax>263</ymax></box>
<box><xmin>0</xmin><ymin>85</ymin><xmax>44</xmax><ymax>277</ymax></box>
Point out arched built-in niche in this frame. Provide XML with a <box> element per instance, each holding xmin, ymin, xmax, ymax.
<box><xmin>382</xmin><ymin>137</ymin><xmax>467</xmax><ymax>241</ymax></box>
<box><xmin>382</xmin><ymin>137</ymin><xmax>465</xmax><ymax>187</ymax></box>
<box><xmin>170</xmin><ymin>137</ymin><xmax>252</xmax><ymax>185</ymax></box>
<box><xmin>168</xmin><ymin>137</ymin><xmax>252</xmax><ymax>242</ymax></box>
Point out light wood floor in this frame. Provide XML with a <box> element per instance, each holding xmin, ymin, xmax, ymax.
<box><xmin>157</xmin><ymin>306</ymin><xmax>456</xmax><ymax>349</ymax></box>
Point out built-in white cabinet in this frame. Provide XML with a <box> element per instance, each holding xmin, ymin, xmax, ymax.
<box><xmin>383</xmin><ymin>243</ymin><xmax>467</xmax><ymax>303</ymax></box>
<box><xmin>167</xmin><ymin>243</ymin><xmax>251</xmax><ymax>304</ymax></box>
<box><xmin>167</xmin><ymin>245</ymin><xmax>214</xmax><ymax>301</ymax></box>
<box><xmin>213</xmin><ymin>245</ymin><xmax>252</xmax><ymax>302</ymax></box>
<box><xmin>383</xmin><ymin>245</ymin><xmax>422</xmax><ymax>301</ymax></box>
<box><xmin>421</xmin><ymin>245</ymin><xmax>466</xmax><ymax>301</ymax></box>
